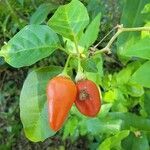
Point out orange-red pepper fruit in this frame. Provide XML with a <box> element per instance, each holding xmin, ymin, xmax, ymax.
<box><xmin>47</xmin><ymin>76</ymin><xmax>77</xmax><ymax>131</ymax></box>
<box><xmin>75</xmin><ymin>80</ymin><xmax>101</xmax><ymax>117</ymax></box>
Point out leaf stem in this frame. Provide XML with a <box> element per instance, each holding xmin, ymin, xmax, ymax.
<box><xmin>92</xmin><ymin>25</ymin><xmax>150</xmax><ymax>55</ymax></box>
<box><xmin>94</xmin><ymin>25</ymin><xmax>118</xmax><ymax>48</ymax></box>
<box><xmin>73</xmin><ymin>37</ymin><xmax>80</xmax><ymax>55</ymax></box>
<box><xmin>60</xmin><ymin>54</ymin><xmax>72</xmax><ymax>77</ymax></box>
<box><xmin>73</xmin><ymin>37</ymin><xmax>86</xmax><ymax>82</ymax></box>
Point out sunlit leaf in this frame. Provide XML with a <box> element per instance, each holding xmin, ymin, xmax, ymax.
<box><xmin>0</xmin><ymin>25</ymin><xmax>60</xmax><ymax>68</ymax></box>
<box><xmin>48</xmin><ymin>0</ymin><xmax>89</xmax><ymax>41</ymax></box>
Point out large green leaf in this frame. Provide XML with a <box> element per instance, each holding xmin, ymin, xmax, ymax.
<box><xmin>79</xmin><ymin>13</ymin><xmax>101</xmax><ymax>49</ymax></box>
<box><xmin>131</xmin><ymin>61</ymin><xmax>150</xmax><ymax>88</ymax></box>
<box><xmin>98</xmin><ymin>130</ymin><xmax>129</xmax><ymax>150</ymax></box>
<box><xmin>124</xmin><ymin>37</ymin><xmax>150</xmax><ymax>60</ymax></box>
<box><xmin>117</xmin><ymin>0</ymin><xmax>150</xmax><ymax>61</ymax></box>
<box><xmin>20</xmin><ymin>66</ymin><xmax>62</xmax><ymax>142</ymax></box>
<box><xmin>48</xmin><ymin>0</ymin><xmax>89</xmax><ymax>41</ymax></box>
<box><xmin>30</xmin><ymin>3</ymin><xmax>58</xmax><ymax>24</ymax></box>
<box><xmin>0</xmin><ymin>25</ymin><xmax>60</xmax><ymax>68</ymax></box>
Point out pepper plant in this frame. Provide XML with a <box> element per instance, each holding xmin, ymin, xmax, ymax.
<box><xmin>0</xmin><ymin>0</ymin><xmax>150</xmax><ymax>149</ymax></box>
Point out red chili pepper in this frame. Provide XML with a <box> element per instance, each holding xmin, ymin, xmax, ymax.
<box><xmin>75</xmin><ymin>80</ymin><xmax>101</xmax><ymax>117</ymax></box>
<box><xmin>47</xmin><ymin>76</ymin><xmax>77</xmax><ymax>131</ymax></box>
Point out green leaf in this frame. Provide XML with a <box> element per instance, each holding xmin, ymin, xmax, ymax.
<box><xmin>104</xmin><ymin>88</ymin><xmax>128</xmax><ymax>112</ymax></box>
<box><xmin>126</xmin><ymin>82</ymin><xmax>144</xmax><ymax>97</ymax></box>
<box><xmin>87</xmin><ymin>0</ymin><xmax>102</xmax><ymax>20</ymax></box>
<box><xmin>63</xmin><ymin>117</ymin><xmax>78</xmax><ymax>140</ymax></box>
<box><xmin>30</xmin><ymin>3</ymin><xmax>58</xmax><ymax>25</ymax></box>
<box><xmin>131</xmin><ymin>61</ymin><xmax>150</xmax><ymax>88</ymax></box>
<box><xmin>86</xmin><ymin>118</ymin><xmax>122</xmax><ymax>135</ymax></box>
<box><xmin>98</xmin><ymin>130</ymin><xmax>129</xmax><ymax>150</ymax></box>
<box><xmin>142</xmin><ymin>3</ymin><xmax>150</xmax><ymax>13</ymax></box>
<box><xmin>20</xmin><ymin>66</ymin><xmax>62</xmax><ymax>142</ymax></box>
<box><xmin>81</xmin><ymin>58</ymin><xmax>98</xmax><ymax>73</ymax></box>
<box><xmin>17</xmin><ymin>0</ymin><xmax>24</xmax><ymax>6</ymax></box>
<box><xmin>122</xmin><ymin>132</ymin><xmax>149</xmax><ymax>150</ymax></box>
<box><xmin>98</xmin><ymin>104</ymin><xmax>112</xmax><ymax>118</ymax></box>
<box><xmin>108</xmin><ymin>112</ymin><xmax>150</xmax><ymax>131</ymax></box>
<box><xmin>144</xmin><ymin>90</ymin><xmax>150</xmax><ymax>117</ymax></box>
<box><xmin>63</xmin><ymin>37</ymin><xmax>84</xmax><ymax>54</ymax></box>
<box><xmin>79</xmin><ymin>13</ymin><xmax>101</xmax><ymax>49</ymax></box>
<box><xmin>117</xmin><ymin>0</ymin><xmax>150</xmax><ymax>61</ymax></box>
<box><xmin>103</xmin><ymin>89</ymin><xmax>117</xmax><ymax>103</ymax></box>
<box><xmin>48</xmin><ymin>0</ymin><xmax>89</xmax><ymax>41</ymax></box>
<box><xmin>0</xmin><ymin>25</ymin><xmax>60</xmax><ymax>68</ymax></box>
<box><xmin>141</xmin><ymin>22</ymin><xmax>150</xmax><ymax>38</ymax></box>
<box><xmin>85</xmin><ymin>54</ymin><xmax>103</xmax><ymax>85</ymax></box>
<box><xmin>114</xmin><ymin>61</ymin><xmax>141</xmax><ymax>86</ymax></box>
<box><xmin>124</xmin><ymin>37</ymin><xmax>150</xmax><ymax>60</ymax></box>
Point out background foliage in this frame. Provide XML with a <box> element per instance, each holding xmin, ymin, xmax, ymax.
<box><xmin>0</xmin><ymin>0</ymin><xmax>150</xmax><ymax>149</ymax></box>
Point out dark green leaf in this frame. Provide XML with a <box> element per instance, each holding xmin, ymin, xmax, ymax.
<box><xmin>144</xmin><ymin>90</ymin><xmax>150</xmax><ymax>117</ymax></box>
<box><xmin>48</xmin><ymin>0</ymin><xmax>89</xmax><ymax>41</ymax></box>
<box><xmin>87</xmin><ymin>0</ymin><xmax>102</xmax><ymax>20</ymax></box>
<box><xmin>20</xmin><ymin>66</ymin><xmax>62</xmax><ymax>142</ymax></box>
<box><xmin>85</xmin><ymin>54</ymin><xmax>103</xmax><ymax>85</ymax></box>
<box><xmin>17</xmin><ymin>0</ymin><xmax>24</xmax><ymax>6</ymax></box>
<box><xmin>0</xmin><ymin>25</ymin><xmax>60</xmax><ymax>68</ymax></box>
<box><xmin>122</xmin><ymin>132</ymin><xmax>149</xmax><ymax>150</ymax></box>
<box><xmin>30</xmin><ymin>3</ymin><xmax>58</xmax><ymax>24</ymax></box>
<box><xmin>81</xmin><ymin>58</ymin><xmax>98</xmax><ymax>73</ymax></box>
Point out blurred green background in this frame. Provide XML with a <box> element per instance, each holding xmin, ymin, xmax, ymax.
<box><xmin>0</xmin><ymin>0</ymin><xmax>122</xmax><ymax>149</ymax></box>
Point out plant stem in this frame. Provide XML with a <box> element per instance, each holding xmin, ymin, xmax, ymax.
<box><xmin>73</xmin><ymin>36</ymin><xmax>86</xmax><ymax>81</ymax></box>
<box><xmin>94</xmin><ymin>25</ymin><xmax>118</xmax><ymax>48</ymax></box>
<box><xmin>61</xmin><ymin>54</ymin><xmax>72</xmax><ymax>76</ymax></box>
<box><xmin>121</xmin><ymin>27</ymin><xmax>150</xmax><ymax>32</ymax></box>
<box><xmin>58</xmin><ymin>46</ymin><xmax>69</xmax><ymax>54</ymax></box>
<box><xmin>73</xmin><ymin>36</ymin><xmax>82</xmax><ymax>71</ymax></box>
<box><xmin>73</xmin><ymin>37</ymin><xmax>80</xmax><ymax>55</ymax></box>
<box><xmin>93</xmin><ymin>25</ymin><xmax>150</xmax><ymax>55</ymax></box>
